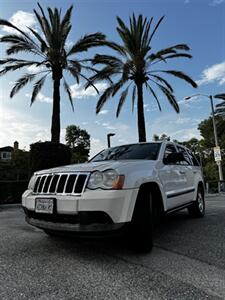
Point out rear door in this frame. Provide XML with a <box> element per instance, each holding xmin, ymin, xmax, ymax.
<box><xmin>158</xmin><ymin>144</ymin><xmax>187</xmax><ymax>210</ymax></box>
<box><xmin>176</xmin><ymin>146</ymin><xmax>196</xmax><ymax>204</ymax></box>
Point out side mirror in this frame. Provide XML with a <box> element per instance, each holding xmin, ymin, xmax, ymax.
<box><xmin>164</xmin><ymin>152</ymin><xmax>184</xmax><ymax>165</ymax></box>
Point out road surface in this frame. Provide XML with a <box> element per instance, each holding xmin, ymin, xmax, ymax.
<box><xmin>0</xmin><ymin>195</ymin><xmax>225</xmax><ymax>299</ymax></box>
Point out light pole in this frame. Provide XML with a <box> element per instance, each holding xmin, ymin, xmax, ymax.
<box><xmin>107</xmin><ymin>133</ymin><xmax>115</xmax><ymax>148</ymax></box>
<box><xmin>185</xmin><ymin>93</ymin><xmax>224</xmax><ymax>181</ymax></box>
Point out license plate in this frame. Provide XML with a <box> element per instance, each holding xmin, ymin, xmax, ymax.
<box><xmin>35</xmin><ymin>198</ymin><xmax>54</xmax><ymax>214</ymax></box>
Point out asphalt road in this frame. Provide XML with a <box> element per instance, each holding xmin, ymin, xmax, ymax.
<box><xmin>0</xmin><ymin>195</ymin><xmax>225</xmax><ymax>300</ymax></box>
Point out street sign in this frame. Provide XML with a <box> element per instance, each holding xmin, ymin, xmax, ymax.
<box><xmin>214</xmin><ymin>146</ymin><xmax>222</xmax><ymax>162</ymax></box>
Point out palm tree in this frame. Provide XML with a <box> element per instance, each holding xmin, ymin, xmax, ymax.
<box><xmin>214</xmin><ymin>94</ymin><xmax>225</xmax><ymax>118</ymax></box>
<box><xmin>0</xmin><ymin>4</ymin><xmax>105</xmax><ymax>143</ymax></box>
<box><xmin>87</xmin><ymin>14</ymin><xmax>197</xmax><ymax>142</ymax></box>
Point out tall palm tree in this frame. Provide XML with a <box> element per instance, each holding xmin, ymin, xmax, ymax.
<box><xmin>87</xmin><ymin>14</ymin><xmax>197</xmax><ymax>142</ymax></box>
<box><xmin>0</xmin><ymin>4</ymin><xmax>105</xmax><ymax>143</ymax></box>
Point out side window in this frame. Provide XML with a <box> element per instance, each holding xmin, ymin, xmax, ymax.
<box><xmin>177</xmin><ymin>146</ymin><xmax>192</xmax><ymax>165</ymax></box>
<box><xmin>163</xmin><ymin>145</ymin><xmax>178</xmax><ymax>165</ymax></box>
<box><xmin>188</xmin><ymin>150</ymin><xmax>200</xmax><ymax>166</ymax></box>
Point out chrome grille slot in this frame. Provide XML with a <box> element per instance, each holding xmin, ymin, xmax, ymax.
<box><xmin>33</xmin><ymin>172</ymin><xmax>89</xmax><ymax>195</ymax></box>
<box><xmin>43</xmin><ymin>175</ymin><xmax>52</xmax><ymax>193</ymax></box>
<box><xmin>33</xmin><ymin>176</ymin><xmax>41</xmax><ymax>193</ymax></box>
<box><xmin>74</xmin><ymin>174</ymin><xmax>87</xmax><ymax>193</ymax></box>
<box><xmin>57</xmin><ymin>175</ymin><xmax>68</xmax><ymax>193</ymax></box>
<box><xmin>38</xmin><ymin>176</ymin><xmax>46</xmax><ymax>193</ymax></box>
<box><xmin>49</xmin><ymin>175</ymin><xmax>60</xmax><ymax>193</ymax></box>
<box><xmin>65</xmin><ymin>174</ymin><xmax>77</xmax><ymax>193</ymax></box>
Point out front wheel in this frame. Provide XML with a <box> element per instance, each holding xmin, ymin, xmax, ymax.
<box><xmin>128</xmin><ymin>189</ymin><xmax>154</xmax><ymax>253</ymax></box>
<box><xmin>188</xmin><ymin>187</ymin><xmax>205</xmax><ymax>218</ymax></box>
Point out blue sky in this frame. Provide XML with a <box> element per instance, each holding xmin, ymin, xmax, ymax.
<box><xmin>0</xmin><ymin>0</ymin><xmax>225</xmax><ymax>156</ymax></box>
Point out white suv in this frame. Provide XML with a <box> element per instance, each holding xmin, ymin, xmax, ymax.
<box><xmin>22</xmin><ymin>142</ymin><xmax>205</xmax><ymax>252</ymax></box>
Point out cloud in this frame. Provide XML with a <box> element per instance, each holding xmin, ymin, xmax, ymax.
<box><xmin>2</xmin><ymin>11</ymin><xmax>37</xmax><ymax>34</ymax></box>
<box><xmin>178</xmin><ymin>95</ymin><xmax>202</xmax><ymax>107</ymax></box>
<box><xmin>210</xmin><ymin>0</ymin><xmax>225</xmax><ymax>6</ymax></box>
<box><xmin>27</xmin><ymin>65</ymin><xmax>45</xmax><ymax>73</ymax></box>
<box><xmin>184</xmin><ymin>0</ymin><xmax>190</xmax><ymax>4</ymax></box>
<box><xmin>25</xmin><ymin>92</ymin><xmax>52</xmax><ymax>103</ymax></box>
<box><xmin>0</xmin><ymin>107</ymin><xmax>50</xmax><ymax>149</ymax></box>
<box><xmin>90</xmin><ymin>138</ymin><xmax>106</xmax><ymax>158</ymax></box>
<box><xmin>197</xmin><ymin>61</ymin><xmax>225</xmax><ymax>86</ymax></box>
<box><xmin>70</xmin><ymin>83</ymin><xmax>108</xmax><ymax>99</ymax></box>
<box><xmin>98</xmin><ymin>110</ymin><xmax>109</xmax><ymax>115</ymax></box>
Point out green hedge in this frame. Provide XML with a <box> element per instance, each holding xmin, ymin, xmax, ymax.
<box><xmin>30</xmin><ymin>142</ymin><xmax>71</xmax><ymax>174</ymax></box>
<box><xmin>0</xmin><ymin>180</ymin><xmax>28</xmax><ymax>204</ymax></box>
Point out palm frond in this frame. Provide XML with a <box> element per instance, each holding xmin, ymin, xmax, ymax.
<box><xmin>92</xmin><ymin>54</ymin><xmax>123</xmax><ymax>68</ymax></box>
<box><xmin>96</xmin><ymin>86</ymin><xmax>114</xmax><ymax>113</ymax></box>
<box><xmin>149</xmin><ymin>74</ymin><xmax>173</xmax><ymax>92</ymax></box>
<box><xmin>214</xmin><ymin>93</ymin><xmax>225</xmax><ymax>100</ymax></box>
<box><xmin>10</xmin><ymin>73</ymin><xmax>36</xmax><ymax>98</ymax></box>
<box><xmin>0</xmin><ymin>62</ymin><xmax>43</xmax><ymax>76</ymax></box>
<box><xmin>66</xmin><ymin>67</ymin><xmax>80</xmax><ymax>84</ymax></box>
<box><xmin>132</xmin><ymin>85</ymin><xmax>136</xmax><ymax>112</ymax></box>
<box><xmin>102</xmin><ymin>40</ymin><xmax>126</xmax><ymax>56</ymax></box>
<box><xmin>156</xmin><ymin>83</ymin><xmax>179</xmax><ymax>113</ymax></box>
<box><xmin>1</xmin><ymin>34</ymin><xmax>43</xmax><ymax>56</ymax></box>
<box><xmin>67</xmin><ymin>33</ymin><xmax>106</xmax><ymax>56</ymax></box>
<box><xmin>28</xmin><ymin>27</ymin><xmax>48</xmax><ymax>53</ymax></box>
<box><xmin>31</xmin><ymin>74</ymin><xmax>48</xmax><ymax>105</ymax></box>
<box><xmin>80</xmin><ymin>73</ymin><xmax>99</xmax><ymax>94</ymax></box>
<box><xmin>116</xmin><ymin>86</ymin><xmax>129</xmax><ymax>117</ymax></box>
<box><xmin>112</xmin><ymin>78</ymin><xmax>127</xmax><ymax>97</ymax></box>
<box><xmin>149</xmin><ymin>16</ymin><xmax>164</xmax><ymax>43</ymax></box>
<box><xmin>161</xmin><ymin>70</ymin><xmax>197</xmax><ymax>88</ymax></box>
<box><xmin>63</xmin><ymin>78</ymin><xmax>74</xmax><ymax>111</ymax></box>
<box><xmin>145</xmin><ymin>82</ymin><xmax>162</xmax><ymax>111</ymax></box>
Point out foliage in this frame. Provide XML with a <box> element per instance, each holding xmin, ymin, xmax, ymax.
<box><xmin>153</xmin><ymin>133</ymin><xmax>170</xmax><ymax>141</ymax></box>
<box><xmin>0</xmin><ymin>150</ymin><xmax>29</xmax><ymax>180</ymax></box>
<box><xmin>0</xmin><ymin>180</ymin><xmax>28</xmax><ymax>204</ymax></box>
<box><xmin>30</xmin><ymin>141</ymin><xmax>71</xmax><ymax>173</ymax></box>
<box><xmin>65</xmin><ymin>125</ymin><xmax>90</xmax><ymax>163</ymax></box>
<box><xmin>88</xmin><ymin>14</ymin><xmax>197</xmax><ymax>142</ymax></box>
<box><xmin>0</xmin><ymin>4</ymin><xmax>106</xmax><ymax>143</ymax></box>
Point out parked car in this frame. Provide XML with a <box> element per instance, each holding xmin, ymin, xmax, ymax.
<box><xmin>22</xmin><ymin>141</ymin><xmax>205</xmax><ymax>252</ymax></box>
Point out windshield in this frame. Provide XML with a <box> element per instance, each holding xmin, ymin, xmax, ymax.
<box><xmin>90</xmin><ymin>143</ymin><xmax>161</xmax><ymax>162</ymax></box>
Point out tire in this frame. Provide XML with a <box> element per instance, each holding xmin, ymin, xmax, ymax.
<box><xmin>129</xmin><ymin>189</ymin><xmax>154</xmax><ymax>253</ymax></box>
<box><xmin>188</xmin><ymin>186</ymin><xmax>205</xmax><ymax>218</ymax></box>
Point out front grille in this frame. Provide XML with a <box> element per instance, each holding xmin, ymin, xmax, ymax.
<box><xmin>33</xmin><ymin>172</ymin><xmax>89</xmax><ymax>195</ymax></box>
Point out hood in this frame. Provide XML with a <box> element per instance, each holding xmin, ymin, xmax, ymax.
<box><xmin>35</xmin><ymin>159</ymin><xmax>158</xmax><ymax>175</ymax></box>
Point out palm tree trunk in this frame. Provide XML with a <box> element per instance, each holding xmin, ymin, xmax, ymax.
<box><xmin>51</xmin><ymin>79</ymin><xmax>61</xmax><ymax>143</ymax></box>
<box><xmin>137</xmin><ymin>83</ymin><xmax>146</xmax><ymax>142</ymax></box>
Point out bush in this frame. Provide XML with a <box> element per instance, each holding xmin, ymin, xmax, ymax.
<box><xmin>30</xmin><ymin>142</ymin><xmax>71</xmax><ymax>174</ymax></box>
<box><xmin>0</xmin><ymin>180</ymin><xmax>28</xmax><ymax>204</ymax></box>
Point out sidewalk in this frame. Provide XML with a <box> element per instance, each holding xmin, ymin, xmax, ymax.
<box><xmin>206</xmin><ymin>193</ymin><xmax>225</xmax><ymax>201</ymax></box>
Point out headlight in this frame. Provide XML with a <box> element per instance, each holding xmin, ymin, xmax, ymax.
<box><xmin>87</xmin><ymin>169</ymin><xmax>124</xmax><ymax>190</ymax></box>
<box><xmin>87</xmin><ymin>171</ymin><xmax>104</xmax><ymax>189</ymax></box>
<box><xmin>28</xmin><ymin>175</ymin><xmax>36</xmax><ymax>190</ymax></box>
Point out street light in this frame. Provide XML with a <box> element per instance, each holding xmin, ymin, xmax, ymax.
<box><xmin>184</xmin><ymin>93</ymin><xmax>224</xmax><ymax>181</ymax></box>
<box><xmin>107</xmin><ymin>133</ymin><xmax>115</xmax><ymax>148</ymax></box>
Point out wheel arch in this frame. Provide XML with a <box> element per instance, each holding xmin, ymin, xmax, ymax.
<box><xmin>131</xmin><ymin>181</ymin><xmax>165</xmax><ymax>220</ymax></box>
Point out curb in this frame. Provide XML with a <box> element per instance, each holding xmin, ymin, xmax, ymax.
<box><xmin>0</xmin><ymin>203</ymin><xmax>22</xmax><ymax>210</ymax></box>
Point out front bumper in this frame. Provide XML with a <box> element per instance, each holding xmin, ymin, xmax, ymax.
<box><xmin>22</xmin><ymin>188</ymin><xmax>138</xmax><ymax>232</ymax></box>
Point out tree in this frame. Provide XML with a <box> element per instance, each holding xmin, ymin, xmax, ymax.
<box><xmin>0</xmin><ymin>4</ymin><xmax>105</xmax><ymax>143</ymax></box>
<box><xmin>87</xmin><ymin>14</ymin><xmax>197</xmax><ymax>142</ymax></box>
<box><xmin>153</xmin><ymin>133</ymin><xmax>170</xmax><ymax>141</ymax></box>
<box><xmin>65</xmin><ymin>125</ymin><xmax>90</xmax><ymax>163</ymax></box>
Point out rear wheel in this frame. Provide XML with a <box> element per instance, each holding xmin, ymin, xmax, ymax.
<box><xmin>129</xmin><ymin>189</ymin><xmax>154</xmax><ymax>253</ymax></box>
<box><xmin>188</xmin><ymin>186</ymin><xmax>205</xmax><ymax>218</ymax></box>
